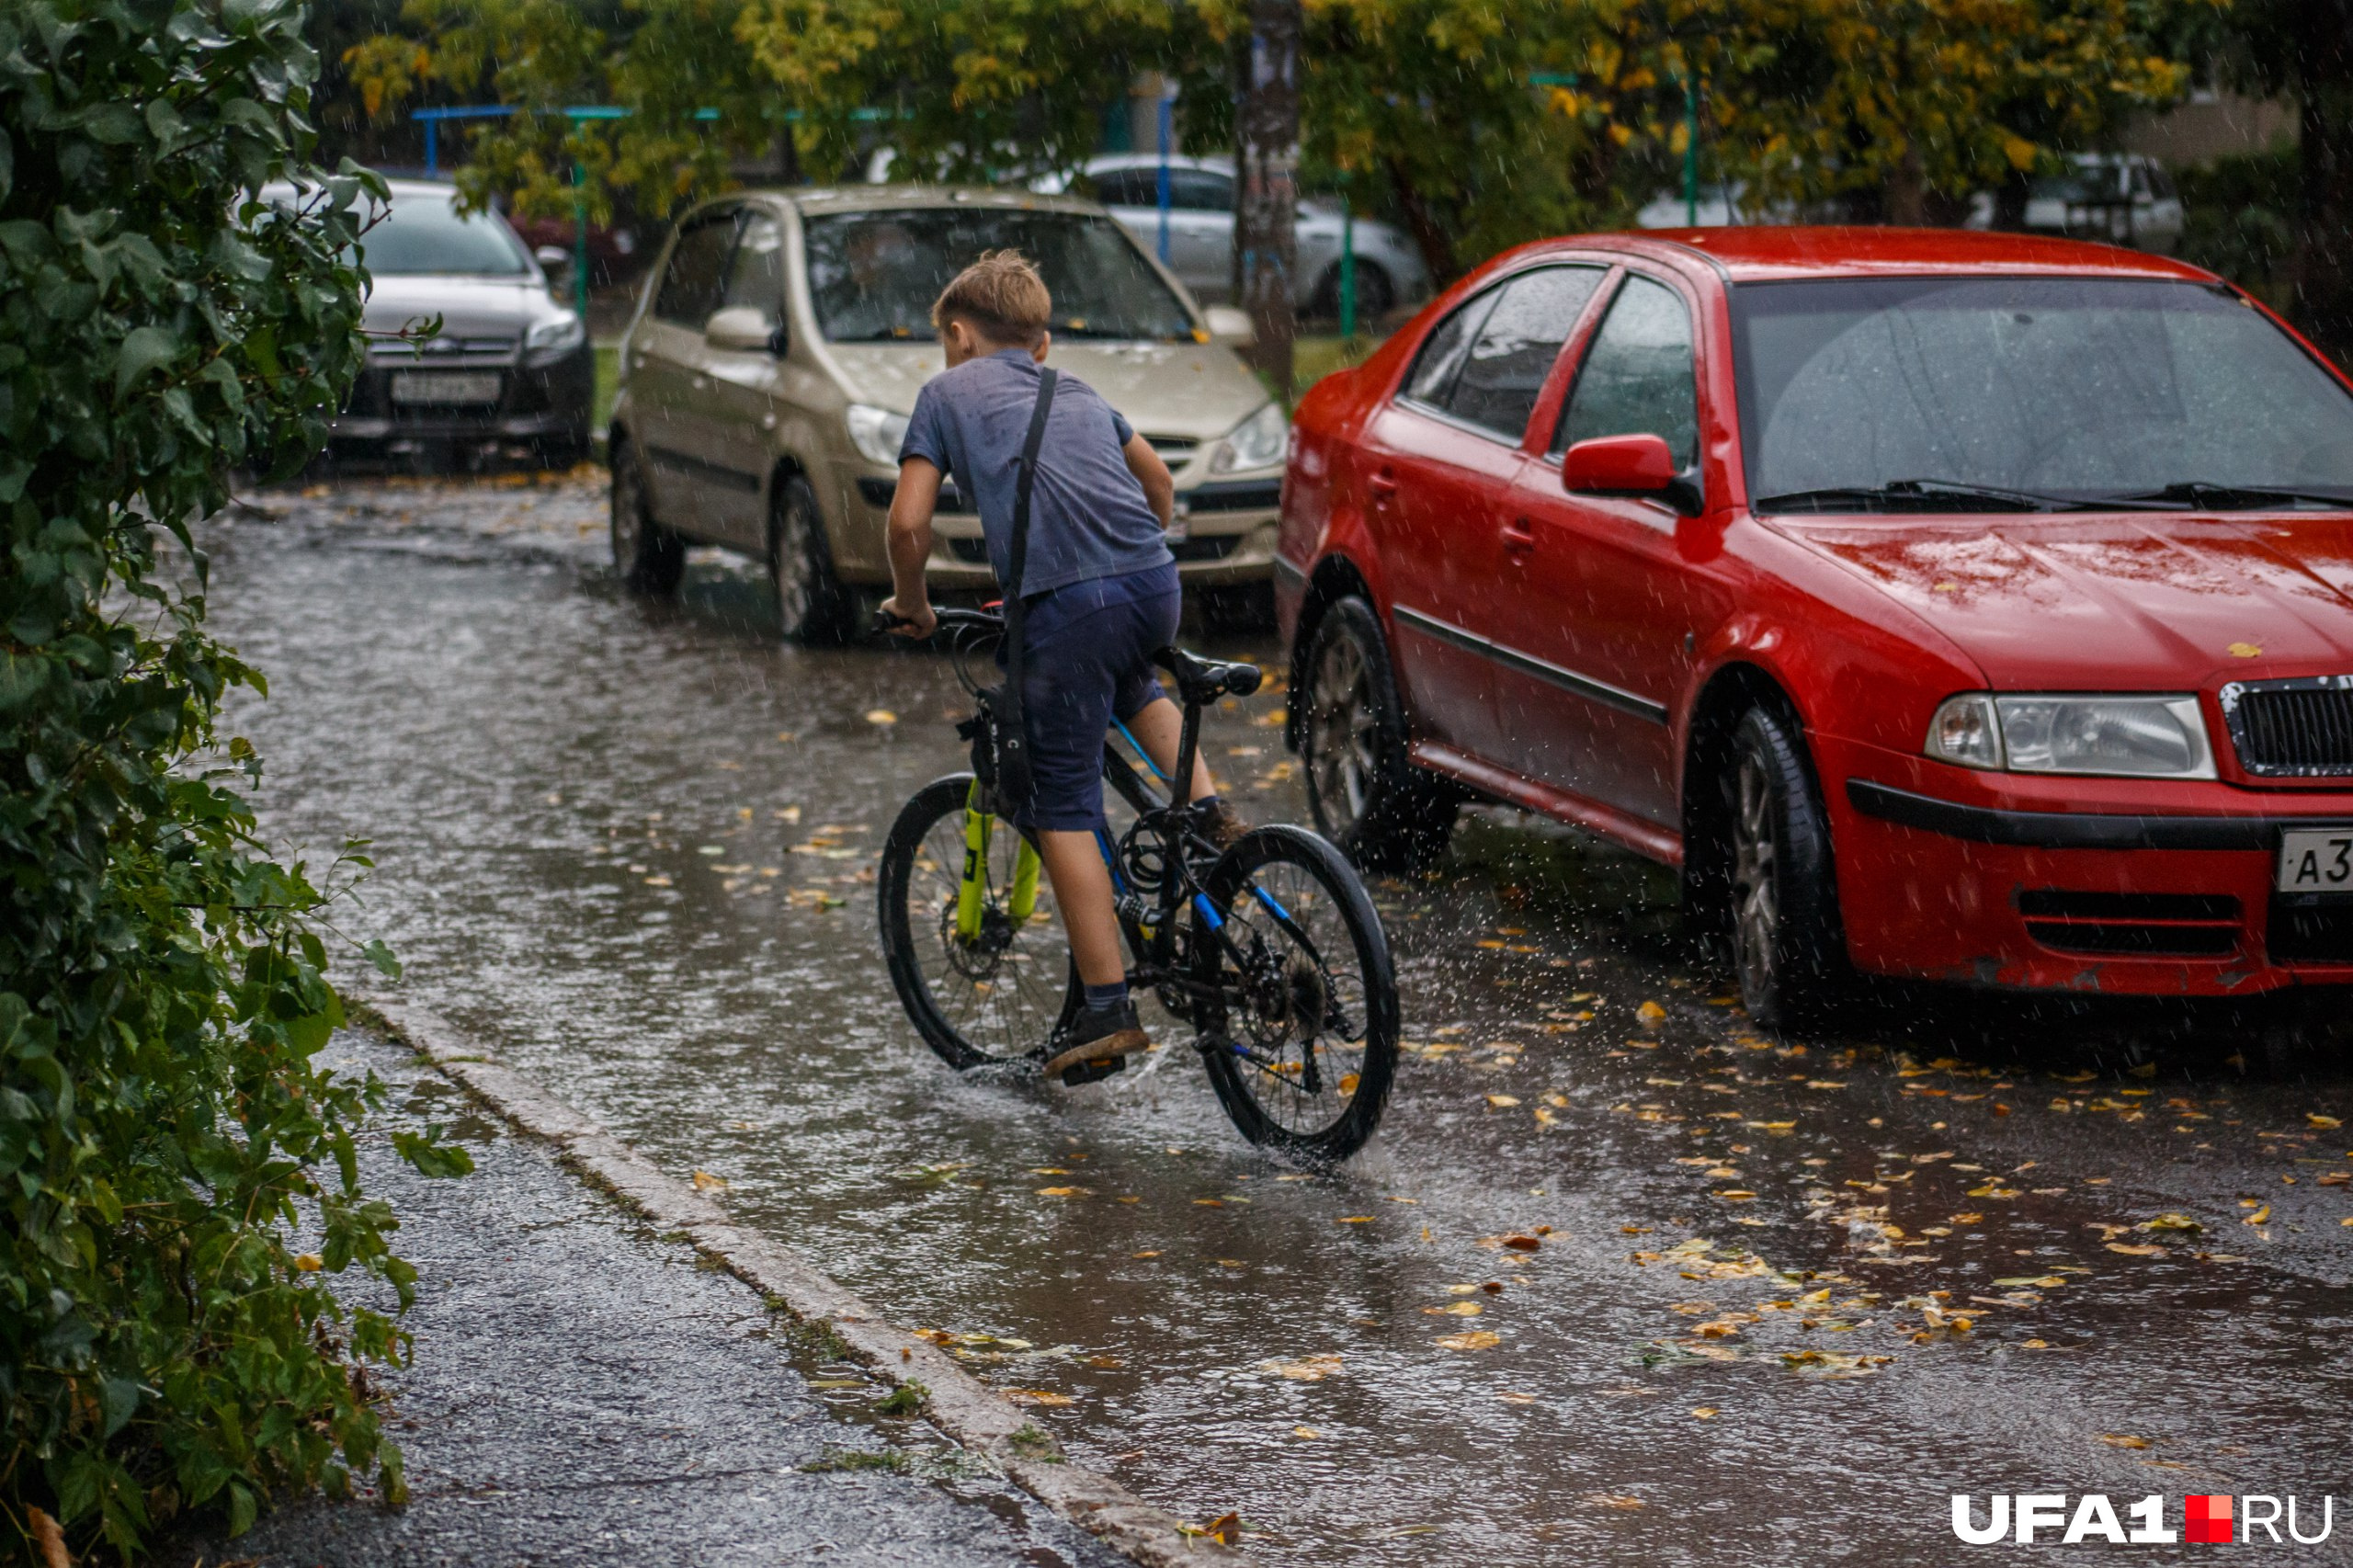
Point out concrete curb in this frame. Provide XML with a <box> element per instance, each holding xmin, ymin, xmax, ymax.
<box><xmin>356</xmin><ymin>995</ymin><xmax>1251</xmax><ymax>1568</ymax></box>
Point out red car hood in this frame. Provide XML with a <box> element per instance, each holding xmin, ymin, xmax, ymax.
<box><xmin>1770</xmin><ymin>513</ymin><xmax>2353</xmax><ymax>689</ymax></box>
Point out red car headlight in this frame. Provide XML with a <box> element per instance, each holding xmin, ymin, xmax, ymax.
<box><xmin>1925</xmin><ymin>693</ymin><xmax>2216</xmax><ymax>779</ymax></box>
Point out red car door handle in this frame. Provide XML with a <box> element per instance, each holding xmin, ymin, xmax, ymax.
<box><xmin>1502</xmin><ymin>517</ymin><xmax>1535</xmax><ymax>559</ymax></box>
<box><xmin>1368</xmin><ymin>470</ymin><xmax>1399</xmax><ymax>503</ymax></box>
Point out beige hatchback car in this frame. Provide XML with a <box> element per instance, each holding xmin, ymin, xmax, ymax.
<box><xmin>607</xmin><ymin>186</ymin><xmax>1290</xmax><ymax>640</ymax></box>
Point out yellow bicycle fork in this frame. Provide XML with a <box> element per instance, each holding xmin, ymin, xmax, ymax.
<box><xmin>956</xmin><ymin>778</ymin><xmax>1040</xmax><ymax>943</ymax></box>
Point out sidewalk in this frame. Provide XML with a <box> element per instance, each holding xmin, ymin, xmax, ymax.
<box><xmin>169</xmin><ymin>1028</ymin><xmax>1123</xmax><ymax>1568</ymax></box>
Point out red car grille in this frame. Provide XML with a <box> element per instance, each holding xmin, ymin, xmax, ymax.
<box><xmin>2221</xmin><ymin>676</ymin><xmax>2353</xmax><ymax>777</ymax></box>
<box><xmin>2017</xmin><ymin>890</ymin><xmax>2242</xmax><ymax>958</ymax></box>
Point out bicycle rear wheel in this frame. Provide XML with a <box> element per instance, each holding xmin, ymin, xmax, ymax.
<box><xmin>1191</xmin><ymin>825</ymin><xmax>1399</xmax><ymax>1160</ymax></box>
<box><xmin>879</xmin><ymin>774</ymin><xmax>1078</xmax><ymax>1070</ymax></box>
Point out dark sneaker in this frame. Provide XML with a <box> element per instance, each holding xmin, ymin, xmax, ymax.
<box><xmin>1042</xmin><ymin>1000</ymin><xmax>1149</xmax><ymax>1081</ymax></box>
<box><xmin>1193</xmin><ymin>797</ymin><xmax>1250</xmax><ymax>851</ymax></box>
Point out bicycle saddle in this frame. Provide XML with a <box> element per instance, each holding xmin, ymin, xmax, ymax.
<box><xmin>1152</xmin><ymin>645</ymin><xmax>1265</xmax><ymax>704</ymax></box>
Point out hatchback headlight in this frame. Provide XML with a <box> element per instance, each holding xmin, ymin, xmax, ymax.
<box><xmin>1209</xmin><ymin>402</ymin><xmax>1288</xmax><ymax>474</ymax></box>
<box><xmin>1925</xmin><ymin>693</ymin><xmax>2215</xmax><ymax>779</ymax></box>
<box><xmin>846</xmin><ymin>403</ymin><xmax>911</xmax><ymax>467</ymax></box>
<box><xmin>524</xmin><ymin>312</ymin><xmax>585</xmax><ymax>360</ymax></box>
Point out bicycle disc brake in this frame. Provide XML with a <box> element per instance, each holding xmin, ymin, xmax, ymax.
<box><xmin>938</xmin><ymin>900</ymin><xmax>1018</xmax><ymax>982</ymax></box>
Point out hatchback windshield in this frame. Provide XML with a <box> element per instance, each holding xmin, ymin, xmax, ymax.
<box><xmin>1732</xmin><ymin>277</ymin><xmax>2353</xmax><ymax>510</ymax></box>
<box><xmin>358</xmin><ymin>193</ymin><xmax>535</xmax><ymax>277</ymax></box>
<box><xmin>804</xmin><ymin>210</ymin><xmax>1195</xmax><ymax>342</ymax></box>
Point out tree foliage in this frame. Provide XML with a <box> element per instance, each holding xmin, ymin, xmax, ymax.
<box><xmin>344</xmin><ymin>0</ymin><xmax>2213</xmax><ymax>284</ymax></box>
<box><xmin>0</xmin><ymin>1</ymin><xmax>463</xmax><ymax>1558</ymax></box>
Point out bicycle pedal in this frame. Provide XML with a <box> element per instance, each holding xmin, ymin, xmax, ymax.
<box><xmin>1057</xmin><ymin>1054</ymin><xmax>1128</xmax><ymax>1087</ymax></box>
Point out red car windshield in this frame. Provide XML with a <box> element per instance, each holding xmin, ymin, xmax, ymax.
<box><xmin>1732</xmin><ymin>277</ymin><xmax>2353</xmax><ymax>512</ymax></box>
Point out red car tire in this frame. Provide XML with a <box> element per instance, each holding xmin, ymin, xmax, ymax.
<box><xmin>1724</xmin><ymin>701</ymin><xmax>1848</xmax><ymax>1029</ymax></box>
<box><xmin>1300</xmin><ymin>597</ymin><xmax>1458</xmax><ymax>872</ymax></box>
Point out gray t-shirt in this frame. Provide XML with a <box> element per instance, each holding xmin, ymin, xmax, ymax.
<box><xmin>899</xmin><ymin>349</ymin><xmax>1173</xmax><ymax>597</ymax></box>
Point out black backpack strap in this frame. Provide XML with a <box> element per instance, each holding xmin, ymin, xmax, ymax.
<box><xmin>1003</xmin><ymin>366</ymin><xmax>1059</xmax><ymax>602</ymax></box>
<box><xmin>993</xmin><ymin>366</ymin><xmax>1058</xmax><ymax>810</ymax></box>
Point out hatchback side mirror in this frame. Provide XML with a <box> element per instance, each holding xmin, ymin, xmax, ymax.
<box><xmin>1562</xmin><ymin>433</ymin><xmax>1702</xmax><ymax>515</ymax></box>
<box><xmin>534</xmin><ymin>244</ymin><xmax>571</xmax><ymax>274</ymax></box>
<box><xmin>1205</xmin><ymin>304</ymin><xmax>1254</xmax><ymax>345</ymax></box>
<box><xmin>705</xmin><ymin>304</ymin><xmax>788</xmax><ymax>356</ymax></box>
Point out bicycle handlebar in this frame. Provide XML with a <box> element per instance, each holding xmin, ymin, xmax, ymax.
<box><xmin>872</xmin><ymin>606</ymin><xmax>1005</xmax><ymax>636</ymax></box>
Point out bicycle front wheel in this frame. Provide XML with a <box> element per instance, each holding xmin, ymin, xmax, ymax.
<box><xmin>879</xmin><ymin>774</ymin><xmax>1078</xmax><ymax>1070</ymax></box>
<box><xmin>1191</xmin><ymin>825</ymin><xmax>1400</xmax><ymax>1160</ymax></box>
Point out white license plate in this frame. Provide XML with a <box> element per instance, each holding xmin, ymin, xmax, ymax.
<box><xmin>2277</xmin><ymin>827</ymin><xmax>2353</xmax><ymax>893</ymax></box>
<box><xmin>392</xmin><ymin>370</ymin><xmax>501</xmax><ymax>405</ymax></box>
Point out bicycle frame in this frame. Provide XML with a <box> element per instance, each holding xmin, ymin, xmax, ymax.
<box><xmin>916</xmin><ymin>603</ymin><xmax>1349</xmax><ymax>1068</ymax></box>
<box><xmin>949</xmin><ymin>680</ymin><xmax>1307</xmax><ymax>1023</ymax></box>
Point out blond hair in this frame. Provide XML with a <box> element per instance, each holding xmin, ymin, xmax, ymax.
<box><xmin>930</xmin><ymin>249</ymin><xmax>1051</xmax><ymax>347</ymax></box>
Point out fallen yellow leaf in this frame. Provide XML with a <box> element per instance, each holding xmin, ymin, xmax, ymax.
<box><xmin>1485</xmin><ymin>1094</ymin><xmax>1522</xmax><ymax>1108</ymax></box>
<box><xmin>1035</xmin><ymin>1186</ymin><xmax>1086</xmax><ymax>1198</ymax></box>
<box><xmin>1423</xmin><ymin>1301</ymin><xmax>1483</xmax><ymax>1317</ymax></box>
<box><xmin>2245</xmin><ymin>1204</ymin><xmax>2271</xmax><ymax>1225</ymax></box>
<box><xmin>1293</xmin><ymin>1426</ymin><xmax>1323</xmax><ymax>1439</ymax></box>
<box><xmin>293</xmin><ymin>1253</ymin><xmax>323</xmax><ymax>1272</ymax></box>
<box><xmin>2106</xmin><ymin>1243</ymin><xmax>2165</xmax><ymax>1256</ymax></box>
<box><xmin>2227</xmin><ymin>642</ymin><xmax>2261</xmax><ymax>659</ymax></box>
<box><xmin>2099</xmin><ymin>1434</ymin><xmax>2152</xmax><ymax>1449</ymax></box>
<box><xmin>1006</xmin><ymin>1389</ymin><xmax>1074</xmax><ymax>1406</ymax></box>
<box><xmin>2309</xmin><ymin>1114</ymin><xmax>2344</xmax><ymax>1130</ymax></box>
<box><xmin>1436</xmin><ymin>1330</ymin><xmax>1501</xmax><ymax>1350</ymax></box>
<box><xmin>1261</xmin><ymin>1354</ymin><xmax>1343</xmax><ymax>1381</ymax></box>
<box><xmin>691</xmin><ymin>1170</ymin><xmax>729</xmax><ymax>1191</ymax></box>
<box><xmin>1337</xmin><ymin>1215</ymin><xmax>1376</xmax><ymax>1224</ymax></box>
<box><xmin>1637</xmin><ymin>1001</ymin><xmax>1666</xmax><ymax>1026</ymax></box>
<box><xmin>865</xmin><ymin>709</ymin><xmax>898</xmax><ymax>724</ymax></box>
<box><xmin>1690</xmin><ymin>1406</ymin><xmax>1719</xmax><ymax>1419</ymax></box>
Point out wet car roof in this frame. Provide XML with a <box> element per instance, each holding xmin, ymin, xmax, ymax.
<box><xmin>1542</xmin><ymin>225</ymin><xmax>2218</xmax><ymax>284</ymax></box>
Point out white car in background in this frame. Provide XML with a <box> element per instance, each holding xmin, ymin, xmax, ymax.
<box><xmin>1965</xmin><ymin>153</ymin><xmax>2184</xmax><ymax>254</ymax></box>
<box><xmin>1031</xmin><ymin>153</ymin><xmax>1430</xmax><ymax>320</ymax></box>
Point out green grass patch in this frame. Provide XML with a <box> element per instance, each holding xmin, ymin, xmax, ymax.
<box><xmin>594</xmin><ymin>342</ymin><xmax>620</xmax><ymax>432</ymax></box>
<box><xmin>1006</xmin><ymin>1424</ymin><xmax>1063</xmax><ymax>1462</ymax></box>
<box><xmin>874</xmin><ymin>1380</ymin><xmax>929</xmax><ymax>1416</ymax></box>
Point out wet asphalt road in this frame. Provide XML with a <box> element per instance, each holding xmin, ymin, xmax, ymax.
<box><xmin>206</xmin><ymin>474</ymin><xmax>2353</xmax><ymax>1565</ymax></box>
<box><xmin>169</xmin><ymin>1029</ymin><xmax>1122</xmax><ymax>1568</ymax></box>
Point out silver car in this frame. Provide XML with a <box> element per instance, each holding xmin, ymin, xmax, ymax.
<box><xmin>607</xmin><ymin>186</ymin><xmax>1290</xmax><ymax>642</ymax></box>
<box><xmin>1031</xmin><ymin>154</ymin><xmax>1430</xmax><ymax>320</ymax></box>
<box><xmin>314</xmin><ymin>178</ymin><xmax>594</xmax><ymax>467</ymax></box>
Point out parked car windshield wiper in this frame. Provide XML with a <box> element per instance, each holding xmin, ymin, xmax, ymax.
<box><xmin>2098</xmin><ymin>480</ymin><xmax>2353</xmax><ymax>511</ymax></box>
<box><xmin>1752</xmin><ymin>478</ymin><xmax>2107</xmax><ymax>515</ymax></box>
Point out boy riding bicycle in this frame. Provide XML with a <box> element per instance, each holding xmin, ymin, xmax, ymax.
<box><xmin>881</xmin><ymin>251</ymin><xmax>1246</xmax><ymax>1081</ymax></box>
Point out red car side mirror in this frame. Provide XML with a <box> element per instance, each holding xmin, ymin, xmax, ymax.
<box><xmin>1561</xmin><ymin>433</ymin><xmax>1703</xmax><ymax>516</ymax></box>
<box><xmin>1563</xmin><ymin>433</ymin><xmax>1676</xmax><ymax>494</ymax></box>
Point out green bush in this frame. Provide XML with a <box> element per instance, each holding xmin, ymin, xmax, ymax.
<box><xmin>1</xmin><ymin>1</ymin><xmax>465</xmax><ymax>1558</ymax></box>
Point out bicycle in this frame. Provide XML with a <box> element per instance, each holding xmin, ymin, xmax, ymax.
<box><xmin>875</xmin><ymin>606</ymin><xmax>1400</xmax><ymax>1160</ymax></box>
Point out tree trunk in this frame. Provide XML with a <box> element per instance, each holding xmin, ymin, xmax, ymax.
<box><xmin>1882</xmin><ymin>146</ymin><xmax>1927</xmax><ymax>226</ymax></box>
<box><xmin>1381</xmin><ymin>154</ymin><xmax>1455</xmax><ymax>287</ymax></box>
<box><xmin>1990</xmin><ymin>168</ymin><xmax>2031</xmax><ymax>231</ymax></box>
<box><xmin>1234</xmin><ymin>0</ymin><xmax>1302</xmax><ymax>400</ymax></box>
<box><xmin>2293</xmin><ymin>70</ymin><xmax>2353</xmax><ymax>369</ymax></box>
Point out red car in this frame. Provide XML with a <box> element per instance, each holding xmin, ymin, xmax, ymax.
<box><xmin>1273</xmin><ymin>227</ymin><xmax>2353</xmax><ymax>1025</ymax></box>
